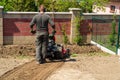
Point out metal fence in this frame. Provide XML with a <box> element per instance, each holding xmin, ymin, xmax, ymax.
<box><xmin>92</xmin><ymin>15</ymin><xmax>120</xmax><ymax>53</ymax></box>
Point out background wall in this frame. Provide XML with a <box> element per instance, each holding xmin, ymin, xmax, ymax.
<box><xmin>1</xmin><ymin>7</ymin><xmax>118</xmax><ymax>45</ymax></box>
<box><xmin>3</xmin><ymin>12</ymin><xmax>71</xmax><ymax>45</ymax></box>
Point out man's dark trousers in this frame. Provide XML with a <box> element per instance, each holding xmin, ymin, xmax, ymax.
<box><xmin>35</xmin><ymin>33</ymin><xmax>48</xmax><ymax>63</ymax></box>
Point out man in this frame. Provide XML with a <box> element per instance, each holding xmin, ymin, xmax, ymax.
<box><xmin>30</xmin><ymin>5</ymin><xmax>55</xmax><ymax>64</ymax></box>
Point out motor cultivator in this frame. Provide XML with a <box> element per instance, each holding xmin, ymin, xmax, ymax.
<box><xmin>46</xmin><ymin>32</ymin><xmax>70</xmax><ymax>60</ymax></box>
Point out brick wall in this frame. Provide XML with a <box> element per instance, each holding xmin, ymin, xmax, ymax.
<box><xmin>3</xmin><ymin>12</ymin><xmax>71</xmax><ymax>44</ymax></box>
<box><xmin>89</xmin><ymin>14</ymin><xmax>119</xmax><ymax>36</ymax></box>
<box><xmin>1</xmin><ymin>7</ymin><xmax>118</xmax><ymax>45</ymax></box>
<box><xmin>3</xmin><ymin>18</ymin><xmax>71</xmax><ymax>36</ymax></box>
<box><xmin>80</xmin><ymin>20</ymin><xmax>91</xmax><ymax>35</ymax></box>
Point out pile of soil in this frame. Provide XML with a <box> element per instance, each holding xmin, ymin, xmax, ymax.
<box><xmin>47</xmin><ymin>55</ymin><xmax>120</xmax><ymax>80</ymax></box>
<box><xmin>64</xmin><ymin>44</ymin><xmax>102</xmax><ymax>54</ymax></box>
<box><xmin>0</xmin><ymin>45</ymin><xmax>36</xmax><ymax>58</ymax></box>
<box><xmin>0</xmin><ymin>60</ymin><xmax>64</xmax><ymax>80</ymax></box>
<box><xmin>1</xmin><ymin>44</ymin><xmax>120</xmax><ymax>80</ymax></box>
<box><xmin>0</xmin><ymin>44</ymin><xmax>102</xmax><ymax>58</ymax></box>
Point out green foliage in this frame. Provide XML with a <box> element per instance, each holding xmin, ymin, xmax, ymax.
<box><xmin>61</xmin><ymin>24</ymin><xmax>69</xmax><ymax>44</ymax></box>
<box><xmin>79</xmin><ymin>0</ymin><xmax>109</xmax><ymax>12</ymax></box>
<box><xmin>0</xmin><ymin>0</ymin><xmax>109</xmax><ymax>12</ymax></box>
<box><xmin>86</xmin><ymin>52</ymin><xmax>111</xmax><ymax>57</ymax></box>
<box><xmin>43</xmin><ymin>0</ymin><xmax>79</xmax><ymax>12</ymax></box>
<box><xmin>92</xmin><ymin>0</ymin><xmax>108</xmax><ymax>12</ymax></box>
<box><xmin>79</xmin><ymin>0</ymin><xmax>93</xmax><ymax>12</ymax></box>
<box><xmin>71</xmin><ymin>53</ymin><xmax>78</xmax><ymax>57</ymax></box>
<box><xmin>109</xmin><ymin>15</ymin><xmax>117</xmax><ymax>45</ymax></box>
<box><xmin>74</xmin><ymin>16</ymin><xmax>83</xmax><ymax>45</ymax></box>
<box><xmin>0</xmin><ymin>0</ymin><xmax>37</xmax><ymax>11</ymax></box>
<box><xmin>74</xmin><ymin>36</ymin><xmax>82</xmax><ymax>45</ymax></box>
<box><xmin>52</xmin><ymin>0</ymin><xmax>108</xmax><ymax>12</ymax></box>
<box><xmin>17</xmin><ymin>55</ymin><xmax>32</xmax><ymax>60</ymax></box>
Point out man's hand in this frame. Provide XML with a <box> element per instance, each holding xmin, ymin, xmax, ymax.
<box><xmin>51</xmin><ymin>30</ymin><xmax>56</xmax><ymax>36</ymax></box>
<box><xmin>52</xmin><ymin>30</ymin><xmax>56</xmax><ymax>34</ymax></box>
<box><xmin>30</xmin><ymin>30</ymin><xmax>36</xmax><ymax>34</ymax></box>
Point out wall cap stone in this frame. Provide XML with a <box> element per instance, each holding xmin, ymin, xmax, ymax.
<box><xmin>5</xmin><ymin>12</ymin><xmax>72</xmax><ymax>15</ymax></box>
<box><xmin>69</xmin><ymin>8</ymin><xmax>81</xmax><ymax>11</ymax></box>
<box><xmin>83</xmin><ymin>13</ymin><xmax>120</xmax><ymax>16</ymax></box>
<box><xmin>0</xmin><ymin>6</ymin><xmax>3</xmax><ymax>8</ymax></box>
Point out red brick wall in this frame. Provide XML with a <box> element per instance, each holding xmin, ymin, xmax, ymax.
<box><xmin>3</xmin><ymin>18</ymin><xmax>32</xmax><ymax>36</ymax></box>
<box><xmin>80</xmin><ymin>20</ymin><xmax>92</xmax><ymax>35</ymax></box>
<box><xmin>92</xmin><ymin>21</ymin><xmax>119</xmax><ymax>35</ymax></box>
<box><xmin>51</xmin><ymin>19</ymin><xmax>71</xmax><ymax>35</ymax></box>
<box><xmin>3</xmin><ymin>17</ymin><xmax>92</xmax><ymax>44</ymax></box>
<box><xmin>3</xmin><ymin>18</ymin><xmax>71</xmax><ymax>36</ymax></box>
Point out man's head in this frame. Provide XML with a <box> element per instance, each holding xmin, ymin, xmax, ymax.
<box><xmin>39</xmin><ymin>4</ymin><xmax>45</xmax><ymax>12</ymax></box>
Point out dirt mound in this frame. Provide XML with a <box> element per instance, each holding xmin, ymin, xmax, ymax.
<box><xmin>0</xmin><ymin>60</ymin><xmax>64</xmax><ymax>80</ymax></box>
<box><xmin>0</xmin><ymin>45</ymin><xmax>36</xmax><ymax>58</ymax></box>
<box><xmin>0</xmin><ymin>44</ymin><xmax>108</xmax><ymax>80</ymax></box>
<box><xmin>0</xmin><ymin>44</ymin><xmax>102</xmax><ymax>58</ymax></box>
<box><xmin>64</xmin><ymin>44</ymin><xmax>102</xmax><ymax>54</ymax></box>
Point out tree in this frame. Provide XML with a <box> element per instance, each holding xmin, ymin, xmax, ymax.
<box><xmin>0</xmin><ymin>0</ymin><xmax>109</xmax><ymax>12</ymax></box>
<box><xmin>0</xmin><ymin>0</ymin><xmax>13</xmax><ymax>11</ymax></box>
<box><xmin>92</xmin><ymin>0</ymin><xmax>109</xmax><ymax>13</ymax></box>
<box><xmin>43</xmin><ymin>0</ymin><xmax>79</xmax><ymax>12</ymax></box>
<box><xmin>79</xmin><ymin>0</ymin><xmax>93</xmax><ymax>12</ymax></box>
<box><xmin>0</xmin><ymin>0</ymin><xmax>37</xmax><ymax>11</ymax></box>
<box><xmin>43</xmin><ymin>0</ymin><xmax>108</xmax><ymax>12</ymax></box>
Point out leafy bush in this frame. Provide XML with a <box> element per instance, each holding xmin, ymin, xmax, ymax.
<box><xmin>74</xmin><ymin>36</ymin><xmax>82</xmax><ymax>45</ymax></box>
<box><xmin>73</xmin><ymin>17</ymin><xmax>83</xmax><ymax>45</ymax></box>
<box><xmin>61</xmin><ymin>24</ymin><xmax>69</xmax><ymax>44</ymax></box>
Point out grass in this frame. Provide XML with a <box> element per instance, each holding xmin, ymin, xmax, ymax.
<box><xmin>71</xmin><ymin>53</ymin><xmax>78</xmax><ymax>57</ymax></box>
<box><xmin>86</xmin><ymin>52</ymin><xmax>111</xmax><ymax>57</ymax></box>
<box><xmin>92</xmin><ymin>35</ymin><xmax>117</xmax><ymax>52</ymax></box>
<box><xmin>16</xmin><ymin>55</ymin><xmax>33</xmax><ymax>60</ymax></box>
<box><xmin>71</xmin><ymin>52</ymin><xmax>111</xmax><ymax>57</ymax></box>
<box><xmin>98</xmin><ymin>41</ymin><xmax>116</xmax><ymax>52</ymax></box>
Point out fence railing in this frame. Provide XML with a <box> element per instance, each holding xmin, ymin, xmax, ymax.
<box><xmin>92</xmin><ymin>15</ymin><xmax>120</xmax><ymax>54</ymax></box>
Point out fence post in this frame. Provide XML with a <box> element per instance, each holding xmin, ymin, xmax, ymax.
<box><xmin>0</xmin><ymin>6</ymin><xmax>3</xmax><ymax>45</ymax></box>
<box><xmin>117</xmin><ymin>16</ymin><xmax>120</xmax><ymax>55</ymax></box>
<box><xmin>69</xmin><ymin>8</ymin><xmax>81</xmax><ymax>44</ymax></box>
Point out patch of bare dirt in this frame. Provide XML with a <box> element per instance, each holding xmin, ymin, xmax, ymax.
<box><xmin>47</xmin><ymin>54</ymin><xmax>120</xmax><ymax>80</ymax></box>
<box><xmin>0</xmin><ymin>44</ymin><xmax>101</xmax><ymax>58</ymax></box>
<box><xmin>1</xmin><ymin>44</ymin><xmax>120</xmax><ymax>80</ymax></box>
<box><xmin>0</xmin><ymin>45</ymin><xmax>36</xmax><ymax>58</ymax></box>
<box><xmin>0</xmin><ymin>60</ymin><xmax>64</xmax><ymax>80</ymax></box>
<box><xmin>64</xmin><ymin>44</ymin><xmax>102</xmax><ymax>54</ymax></box>
<box><xmin>0</xmin><ymin>57</ymin><xmax>34</xmax><ymax>76</ymax></box>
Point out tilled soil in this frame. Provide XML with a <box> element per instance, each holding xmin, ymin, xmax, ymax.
<box><xmin>0</xmin><ymin>44</ymin><xmax>102</xmax><ymax>58</ymax></box>
<box><xmin>0</xmin><ymin>45</ymin><xmax>36</xmax><ymax>58</ymax></box>
<box><xmin>47</xmin><ymin>55</ymin><xmax>120</xmax><ymax>80</ymax></box>
<box><xmin>64</xmin><ymin>44</ymin><xmax>102</xmax><ymax>54</ymax></box>
<box><xmin>0</xmin><ymin>44</ymin><xmax>114</xmax><ymax>80</ymax></box>
<box><xmin>0</xmin><ymin>57</ymin><xmax>34</xmax><ymax>76</ymax></box>
<box><xmin>0</xmin><ymin>60</ymin><xmax>64</xmax><ymax>80</ymax></box>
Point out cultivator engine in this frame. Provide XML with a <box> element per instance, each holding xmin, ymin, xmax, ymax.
<box><xmin>46</xmin><ymin>32</ymin><xmax>70</xmax><ymax>60</ymax></box>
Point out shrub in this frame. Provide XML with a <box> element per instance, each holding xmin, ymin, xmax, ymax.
<box><xmin>73</xmin><ymin>16</ymin><xmax>83</xmax><ymax>45</ymax></box>
<box><xmin>61</xmin><ymin>24</ymin><xmax>69</xmax><ymax>44</ymax></box>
